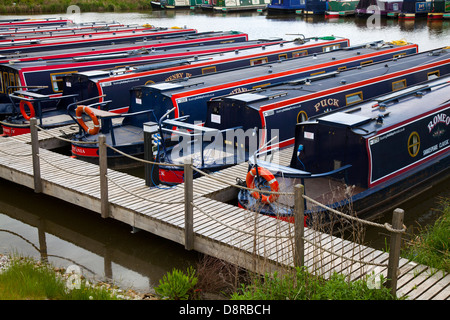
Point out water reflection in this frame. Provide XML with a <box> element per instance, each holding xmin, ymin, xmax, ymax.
<box><xmin>0</xmin><ymin>179</ymin><xmax>199</xmax><ymax>293</ymax></box>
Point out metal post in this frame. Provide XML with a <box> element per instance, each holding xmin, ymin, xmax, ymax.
<box><xmin>386</xmin><ymin>208</ymin><xmax>404</xmax><ymax>297</ymax></box>
<box><xmin>30</xmin><ymin>118</ymin><xmax>42</xmax><ymax>193</ymax></box>
<box><xmin>294</xmin><ymin>184</ymin><xmax>305</xmax><ymax>267</ymax></box>
<box><xmin>184</xmin><ymin>157</ymin><xmax>194</xmax><ymax>251</ymax></box>
<box><xmin>98</xmin><ymin>135</ymin><xmax>109</xmax><ymax>219</ymax></box>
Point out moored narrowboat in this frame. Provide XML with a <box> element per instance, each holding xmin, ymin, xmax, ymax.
<box><xmin>69</xmin><ymin>36</ymin><xmax>356</xmax><ymax>167</ymax></box>
<box><xmin>295</xmin><ymin>0</ymin><xmax>329</xmax><ymax>15</ymax></box>
<box><xmin>0</xmin><ymin>37</ymin><xmax>275</xmax><ymax>135</ymax></box>
<box><xmin>159</xmin><ymin>0</ymin><xmax>192</xmax><ymax>9</ymax></box>
<box><xmin>427</xmin><ymin>0</ymin><xmax>447</xmax><ymax>19</ymax></box>
<box><xmin>0</xmin><ymin>27</ymin><xmax>202</xmax><ymax>54</ymax></box>
<box><xmin>213</xmin><ymin>0</ymin><xmax>270</xmax><ymax>12</ymax></box>
<box><xmin>237</xmin><ymin>76</ymin><xmax>450</xmax><ymax>225</ymax></box>
<box><xmin>326</xmin><ymin>0</ymin><xmax>360</xmax><ymax>16</ymax></box>
<box><xmin>267</xmin><ymin>0</ymin><xmax>306</xmax><ymax>14</ymax></box>
<box><xmin>156</xmin><ymin>47</ymin><xmax>449</xmax><ymax>184</ymax></box>
<box><xmin>0</xmin><ymin>18</ymin><xmax>72</xmax><ymax>28</ymax></box>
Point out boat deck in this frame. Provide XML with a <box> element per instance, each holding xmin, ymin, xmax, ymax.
<box><xmin>0</xmin><ymin>126</ymin><xmax>448</xmax><ymax>300</ymax></box>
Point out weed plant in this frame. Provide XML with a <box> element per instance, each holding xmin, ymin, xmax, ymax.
<box><xmin>0</xmin><ymin>256</ymin><xmax>121</xmax><ymax>300</ymax></box>
<box><xmin>0</xmin><ymin>0</ymin><xmax>151</xmax><ymax>14</ymax></box>
<box><xmin>154</xmin><ymin>266</ymin><xmax>200</xmax><ymax>300</ymax></box>
<box><xmin>229</xmin><ymin>267</ymin><xmax>397</xmax><ymax>300</ymax></box>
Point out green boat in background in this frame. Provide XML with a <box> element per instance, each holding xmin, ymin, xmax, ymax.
<box><xmin>428</xmin><ymin>0</ymin><xmax>450</xmax><ymax>19</ymax></box>
<box><xmin>325</xmin><ymin>0</ymin><xmax>359</xmax><ymax>17</ymax></box>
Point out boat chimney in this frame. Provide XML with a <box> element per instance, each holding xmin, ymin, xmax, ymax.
<box><xmin>376</xmin><ymin>115</ymin><xmax>384</xmax><ymax>125</ymax></box>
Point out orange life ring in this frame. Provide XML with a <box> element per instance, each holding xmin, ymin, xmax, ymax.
<box><xmin>246</xmin><ymin>166</ymin><xmax>280</xmax><ymax>204</ymax></box>
<box><xmin>75</xmin><ymin>105</ymin><xmax>100</xmax><ymax>135</ymax></box>
<box><xmin>19</xmin><ymin>100</ymin><xmax>35</xmax><ymax>120</ymax></box>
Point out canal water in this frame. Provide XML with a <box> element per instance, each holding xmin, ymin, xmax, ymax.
<box><xmin>0</xmin><ymin>9</ymin><xmax>449</xmax><ymax>294</ymax></box>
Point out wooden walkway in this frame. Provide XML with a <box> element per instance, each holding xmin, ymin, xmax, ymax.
<box><xmin>0</xmin><ymin>128</ymin><xmax>448</xmax><ymax>300</ymax></box>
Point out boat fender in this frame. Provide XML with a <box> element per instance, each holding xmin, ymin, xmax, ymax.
<box><xmin>389</xmin><ymin>40</ymin><xmax>408</xmax><ymax>46</ymax></box>
<box><xmin>19</xmin><ymin>100</ymin><xmax>35</xmax><ymax>120</ymax></box>
<box><xmin>246</xmin><ymin>167</ymin><xmax>280</xmax><ymax>204</ymax></box>
<box><xmin>75</xmin><ymin>105</ymin><xmax>100</xmax><ymax>135</ymax></box>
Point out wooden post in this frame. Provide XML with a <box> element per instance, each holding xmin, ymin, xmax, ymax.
<box><xmin>30</xmin><ymin>118</ymin><xmax>42</xmax><ymax>193</ymax></box>
<box><xmin>184</xmin><ymin>157</ymin><xmax>194</xmax><ymax>251</ymax></box>
<box><xmin>294</xmin><ymin>184</ymin><xmax>305</xmax><ymax>267</ymax></box>
<box><xmin>98</xmin><ymin>135</ymin><xmax>109</xmax><ymax>219</ymax></box>
<box><xmin>386</xmin><ymin>208</ymin><xmax>404</xmax><ymax>297</ymax></box>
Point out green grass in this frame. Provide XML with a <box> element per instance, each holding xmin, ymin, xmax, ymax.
<box><xmin>402</xmin><ymin>198</ymin><xmax>450</xmax><ymax>273</ymax></box>
<box><xmin>0</xmin><ymin>256</ymin><xmax>121</xmax><ymax>300</ymax></box>
<box><xmin>0</xmin><ymin>0</ymin><xmax>152</xmax><ymax>14</ymax></box>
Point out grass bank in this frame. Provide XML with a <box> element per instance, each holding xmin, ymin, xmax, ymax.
<box><xmin>0</xmin><ymin>0</ymin><xmax>152</xmax><ymax>15</ymax></box>
<box><xmin>402</xmin><ymin>197</ymin><xmax>450</xmax><ymax>273</ymax></box>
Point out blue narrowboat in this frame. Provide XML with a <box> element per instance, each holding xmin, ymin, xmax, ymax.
<box><xmin>267</xmin><ymin>0</ymin><xmax>307</xmax><ymax>14</ymax></box>
<box><xmin>63</xmin><ymin>37</ymin><xmax>348</xmax><ymax>115</ymax></box>
<box><xmin>267</xmin><ymin>0</ymin><xmax>327</xmax><ymax>14</ymax></box>
<box><xmin>399</xmin><ymin>0</ymin><xmax>431</xmax><ymax>19</ymax></box>
<box><xmin>0</xmin><ymin>18</ymin><xmax>73</xmax><ymax>28</ymax></box>
<box><xmin>237</xmin><ymin>76</ymin><xmax>450</xmax><ymax>224</ymax></box>
<box><xmin>0</xmin><ymin>27</ymin><xmax>202</xmax><ymax>54</ymax></box>
<box><xmin>0</xmin><ymin>31</ymin><xmax>250</xmax><ymax>119</ymax></box>
<box><xmin>156</xmin><ymin>47</ymin><xmax>449</xmax><ymax>184</ymax></box>
<box><xmin>356</xmin><ymin>0</ymin><xmax>403</xmax><ymax>16</ymax></box>
<box><xmin>0</xmin><ymin>37</ymin><xmax>269</xmax><ymax>136</ymax></box>
<box><xmin>69</xmin><ymin>37</ymin><xmax>356</xmax><ymax>167</ymax></box>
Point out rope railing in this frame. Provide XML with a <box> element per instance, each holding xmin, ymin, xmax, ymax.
<box><xmin>19</xmin><ymin>119</ymin><xmax>404</xmax><ymax>295</ymax></box>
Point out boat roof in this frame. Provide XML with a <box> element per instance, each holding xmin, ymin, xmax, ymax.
<box><xmin>138</xmin><ymin>40</ymin><xmax>418</xmax><ymax>96</ymax></box>
<box><xmin>308</xmin><ymin>76</ymin><xmax>450</xmax><ymax>136</ymax></box>
<box><xmin>213</xmin><ymin>48</ymin><xmax>450</xmax><ymax>112</ymax></box>
<box><xmin>63</xmin><ymin>37</ymin><xmax>347</xmax><ymax>80</ymax></box>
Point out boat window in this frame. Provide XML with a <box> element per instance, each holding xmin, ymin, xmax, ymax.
<box><xmin>360</xmin><ymin>60</ymin><xmax>373</xmax><ymax>66</ymax></box>
<box><xmin>250</xmin><ymin>57</ymin><xmax>268</xmax><ymax>66</ymax></box>
<box><xmin>202</xmin><ymin>66</ymin><xmax>216</xmax><ymax>74</ymax></box>
<box><xmin>427</xmin><ymin>70</ymin><xmax>440</xmax><ymax>80</ymax></box>
<box><xmin>278</xmin><ymin>54</ymin><xmax>288</xmax><ymax>60</ymax></box>
<box><xmin>2</xmin><ymin>72</ymin><xmax>8</xmax><ymax>94</ymax></box>
<box><xmin>292</xmin><ymin>50</ymin><xmax>307</xmax><ymax>58</ymax></box>
<box><xmin>15</xmin><ymin>74</ymin><xmax>20</xmax><ymax>88</ymax></box>
<box><xmin>50</xmin><ymin>71</ymin><xmax>78</xmax><ymax>93</ymax></box>
<box><xmin>345</xmin><ymin>91</ymin><xmax>363</xmax><ymax>105</ymax></box>
<box><xmin>252</xmin><ymin>83</ymin><xmax>270</xmax><ymax>89</ymax></box>
<box><xmin>322</xmin><ymin>44</ymin><xmax>340</xmax><ymax>52</ymax></box>
<box><xmin>393</xmin><ymin>53</ymin><xmax>406</xmax><ymax>59</ymax></box>
<box><xmin>338</xmin><ymin>66</ymin><xmax>347</xmax><ymax>71</ymax></box>
<box><xmin>408</xmin><ymin>132</ymin><xmax>420</xmax><ymax>157</ymax></box>
<box><xmin>0</xmin><ymin>74</ymin><xmax>3</xmax><ymax>93</ymax></box>
<box><xmin>392</xmin><ymin>79</ymin><xmax>407</xmax><ymax>91</ymax></box>
<box><xmin>297</xmin><ymin>110</ymin><xmax>308</xmax><ymax>123</ymax></box>
<box><xmin>8</xmin><ymin>72</ymin><xmax>15</xmax><ymax>89</ymax></box>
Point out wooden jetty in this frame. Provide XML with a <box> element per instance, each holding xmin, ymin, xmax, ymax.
<box><xmin>0</xmin><ymin>121</ymin><xmax>448</xmax><ymax>300</ymax></box>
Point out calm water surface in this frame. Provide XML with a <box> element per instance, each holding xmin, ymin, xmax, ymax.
<box><xmin>0</xmin><ymin>10</ymin><xmax>449</xmax><ymax>293</ymax></box>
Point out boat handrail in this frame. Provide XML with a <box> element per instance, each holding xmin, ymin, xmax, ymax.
<box><xmin>372</xmin><ymin>78</ymin><xmax>450</xmax><ymax>109</ymax></box>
